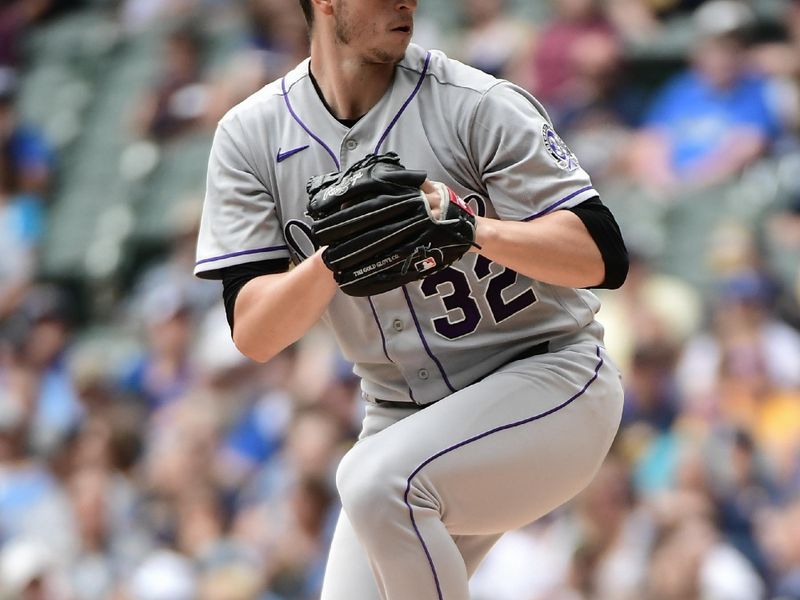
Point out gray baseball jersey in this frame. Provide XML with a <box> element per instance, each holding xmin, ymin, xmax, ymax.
<box><xmin>195</xmin><ymin>43</ymin><xmax>603</xmax><ymax>405</ymax></box>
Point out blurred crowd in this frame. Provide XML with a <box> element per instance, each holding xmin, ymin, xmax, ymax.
<box><xmin>1</xmin><ymin>0</ymin><xmax>800</xmax><ymax>598</ymax></box>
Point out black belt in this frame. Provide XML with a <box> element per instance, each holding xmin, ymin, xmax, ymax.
<box><xmin>373</xmin><ymin>341</ymin><xmax>550</xmax><ymax>410</ymax></box>
<box><xmin>506</xmin><ymin>341</ymin><xmax>550</xmax><ymax>363</ymax></box>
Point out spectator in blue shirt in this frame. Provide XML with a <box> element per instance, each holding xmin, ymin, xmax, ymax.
<box><xmin>627</xmin><ymin>0</ymin><xmax>781</xmax><ymax>193</ymax></box>
<box><xmin>0</xmin><ymin>67</ymin><xmax>52</xmax><ymax>320</ymax></box>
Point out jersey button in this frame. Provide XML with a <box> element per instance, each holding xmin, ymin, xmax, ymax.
<box><xmin>392</xmin><ymin>319</ymin><xmax>404</xmax><ymax>332</ymax></box>
<box><xmin>345</xmin><ymin>139</ymin><xmax>358</xmax><ymax>151</ymax></box>
<box><xmin>418</xmin><ymin>369</ymin><xmax>429</xmax><ymax>380</ymax></box>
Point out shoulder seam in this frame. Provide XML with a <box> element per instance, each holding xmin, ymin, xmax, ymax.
<box><xmin>396</xmin><ymin>63</ymin><xmax>494</xmax><ymax>96</ymax></box>
<box><xmin>284</xmin><ymin>73</ymin><xmax>310</xmax><ymax>96</ymax></box>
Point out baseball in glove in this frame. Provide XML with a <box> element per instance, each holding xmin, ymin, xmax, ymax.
<box><xmin>306</xmin><ymin>152</ymin><xmax>478</xmax><ymax>297</ymax></box>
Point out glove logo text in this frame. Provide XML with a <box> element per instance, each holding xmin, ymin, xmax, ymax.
<box><xmin>353</xmin><ymin>254</ymin><xmax>402</xmax><ymax>277</ymax></box>
<box><xmin>324</xmin><ymin>171</ymin><xmax>365</xmax><ymax>201</ymax></box>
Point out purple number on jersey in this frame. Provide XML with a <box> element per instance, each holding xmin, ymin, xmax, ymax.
<box><xmin>420</xmin><ymin>267</ymin><xmax>482</xmax><ymax>339</ymax></box>
<box><xmin>474</xmin><ymin>256</ymin><xmax>538</xmax><ymax>324</ymax></box>
<box><xmin>421</xmin><ymin>258</ymin><xmax>538</xmax><ymax>339</ymax></box>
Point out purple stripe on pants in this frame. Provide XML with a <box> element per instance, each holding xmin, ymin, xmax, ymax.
<box><xmin>403</xmin><ymin>345</ymin><xmax>604</xmax><ymax>600</ymax></box>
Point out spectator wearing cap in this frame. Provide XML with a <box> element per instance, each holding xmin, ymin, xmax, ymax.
<box><xmin>627</xmin><ymin>0</ymin><xmax>782</xmax><ymax>192</ymax></box>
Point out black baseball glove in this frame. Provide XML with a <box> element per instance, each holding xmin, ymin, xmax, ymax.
<box><xmin>306</xmin><ymin>152</ymin><xmax>478</xmax><ymax>297</ymax></box>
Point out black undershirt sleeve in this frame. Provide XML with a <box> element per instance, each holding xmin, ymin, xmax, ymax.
<box><xmin>221</xmin><ymin>259</ymin><xmax>290</xmax><ymax>330</ymax></box>
<box><xmin>567</xmin><ymin>196</ymin><xmax>629</xmax><ymax>290</ymax></box>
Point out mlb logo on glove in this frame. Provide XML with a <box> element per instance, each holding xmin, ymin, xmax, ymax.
<box><xmin>415</xmin><ymin>256</ymin><xmax>438</xmax><ymax>272</ymax></box>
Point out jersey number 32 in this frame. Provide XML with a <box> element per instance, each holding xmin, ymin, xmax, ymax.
<box><xmin>420</xmin><ymin>256</ymin><xmax>537</xmax><ymax>340</ymax></box>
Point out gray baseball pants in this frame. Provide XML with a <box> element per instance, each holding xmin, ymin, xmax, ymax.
<box><xmin>320</xmin><ymin>343</ymin><xmax>623</xmax><ymax>600</ymax></box>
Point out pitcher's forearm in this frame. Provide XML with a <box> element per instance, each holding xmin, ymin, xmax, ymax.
<box><xmin>233</xmin><ymin>250</ymin><xmax>337</xmax><ymax>362</ymax></box>
<box><xmin>473</xmin><ymin>211</ymin><xmax>605</xmax><ymax>288</ymax></box>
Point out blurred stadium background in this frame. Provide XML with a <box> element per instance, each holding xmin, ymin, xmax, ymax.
<box><xmin>1</xmin><ymin>0</ymin><xmax>800</xmax><ymax>598</ymax></box>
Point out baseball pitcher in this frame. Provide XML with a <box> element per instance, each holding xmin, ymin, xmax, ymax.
<box><xmin>195</xmin><ymin>0</ymin><xmax>629</xmax><ymax>598</ymax></box>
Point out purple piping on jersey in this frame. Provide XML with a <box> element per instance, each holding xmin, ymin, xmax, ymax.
<box><xmin>367</xmin><ymin>297</ymin><xmax>393</xmax><ymax>363</ymax></box>
<box><xmin>281</xmin><ymin>77</ymin><xmax>340</xmax><ymax>170</ymax></box>
<box><xmin>367</xmin><ymin>298</ymin><xmax>422</xmax><ymax>404</ymax></box>
<box><xmin>195</xmin><ymin>245</ymin><xmax>289</xmax><ymax>266</ymax></box>
<box><xmin>401</xmin><ymin>286</ymin><xmax>457</xmax><ymax>394</ymax></box>
<box><xmin>404</xmin><ymin>345</ymin><xmax>604</xmax><ymax>600</ymax></box>
<box><xmin>522</xmin><ymin>186</ymin><xmax>595</xmax><ymax>222</ymax></box>
<box><xmin>374</xmin><ymin>52</ymin><xmax>432</xmax><ymax>154</ymax></box>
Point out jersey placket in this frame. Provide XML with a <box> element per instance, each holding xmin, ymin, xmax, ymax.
<box><xmin>370</xmin><ymin>291</ymin><xmax>454</xmax><ymax>404</ymax></box>
<box><xmin>339</xmin><ymin>135</ymin><xmax>361</xmax><ymax>168</ymax></box>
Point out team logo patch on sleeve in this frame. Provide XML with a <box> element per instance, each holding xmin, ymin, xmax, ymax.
<box><xmin>542</xmin><ymin>124</ymin><xmax>579</xmax><ymax>172</ymax></box>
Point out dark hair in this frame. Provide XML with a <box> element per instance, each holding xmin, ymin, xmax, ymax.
<box><xmin>298</xmin><ymin>0</ymin><xmax>313</xmax><ymax>27</ymax></box>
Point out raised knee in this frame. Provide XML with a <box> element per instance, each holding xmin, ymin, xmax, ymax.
<box><xmin>336</xmin><ymin>445</ymin><xmax>404</xmax><ymax>528</ymax></box>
